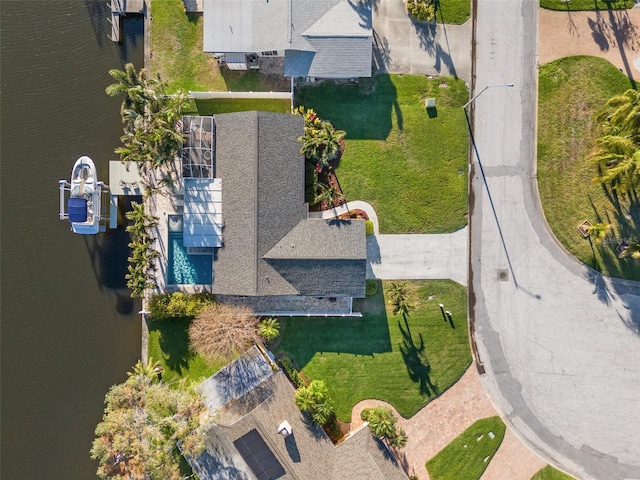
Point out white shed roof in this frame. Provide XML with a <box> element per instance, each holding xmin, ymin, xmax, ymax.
<box><xmin>183</xmin><ymin>178</ymin><xmax>223</xmax><ymax>248</ymax></box>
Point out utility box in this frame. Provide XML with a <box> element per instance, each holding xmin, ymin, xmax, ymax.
<box><xmin>425</xmin><ymin>97</ymin><xmax>436</xmax><ymax>109</ymax></box>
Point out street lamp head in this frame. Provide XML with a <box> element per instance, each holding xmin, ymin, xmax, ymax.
<box><xmin>462</xmin><ymin>82</ymin><xmax>515</xmax><ymax>109</ymax></box>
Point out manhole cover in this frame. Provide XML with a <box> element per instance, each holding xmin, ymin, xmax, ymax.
<box><xmin>497</xmin><ymin>269</ymin><xmax>509</xmax><ymax>281</ymax></box>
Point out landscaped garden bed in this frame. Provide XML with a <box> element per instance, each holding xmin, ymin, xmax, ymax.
<box><xmin>275</xmin><ymin>280</ymin><xmax>470</xmax><ymax>422</ymax></box>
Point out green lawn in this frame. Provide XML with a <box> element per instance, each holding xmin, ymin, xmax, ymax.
<box><xmin>537</xmin><ymin>56</ymin><xmax>640</xmax><ymax>281</ymax></box>
<box><xmin>540</xmin><ymin>0</ymin><xmax>633</xmax><ymax>10</ymax></box>
<box><xmin>147</xmin><ymin>318</ymin><xmax>223</xmax><ymax>385</ymax></box>
<box><xmin>184</xmin><ymin>98</ymin><xmax>291</xmax><ymax>115</ymax></box>
<box><xmin>426</xmin><ymin>416</ymin><xmax>506</xmax><ymax>480</ymax></box>
<box><xmin>275</xmin><ymin>280</ymin><xmax>470</xmax><ymax>422</ymax></box>
<box><xmin>531</xmin><ymin>465</ymin><xmax>576</xmax><ymax>480</ymax></box>
<box><xmin>150</xmin><ymin>0</ymin><xmax>224</xmax><ymax>92</ymax></box>
<box><xmin>295</xmin><ymin>75</ymin><xmax>469</xmax><ymax>234</ymax></box>
<box><xmin>438</xmin><ymin>0</ymin><xmax>471</xmax><ymax>25</ymax></box>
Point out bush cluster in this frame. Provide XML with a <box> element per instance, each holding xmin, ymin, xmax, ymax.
<box><xmin>148</xmin><ymin>292</ymin><xmax>216</xmax><ymax>320</ymax></box>
<box><xmin>278</xmin><ymin>355</ymin><xmax>306</xmax><ymax>388</ymax></box>
<box><xmin>365</xmin><ymin>220</ymin><xmax>374</xmax><ymax>236</ymax></box>
<box><xmin>407</xmin><ymin>0</ymin><xmax>436</xmax><ymax>22</ymax></box>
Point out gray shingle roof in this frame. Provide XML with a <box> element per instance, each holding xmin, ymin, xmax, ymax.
<box><xmin>265</xmin><ymin>258</ymin><xmax>367</xmax><ymax>297</ymax></box>
<box><xmin>192</xmin><ymin>350</ymin><xmax>409</xmax><ymax>480</ymax></box>
<box><xmin>264</xmin><ymin>219</ymin><xmax>366</xmax><ymax>260</ymax></box>
<box><xmin>201</xmin><ymin>346</ymin><xmax>274</xmax><ymax>413</ymax></box>
<box><xmin>211</xmin><ymin>111</ymin><xmax>306</xmax><ymax>297</ymax></box>
<box><xmin>203</xmin><ymin>0</ymin><xmax>372</xmax><ymax>78</ymax></box>
<box><xmin>210</xmin><ymin>112</ymin><xmax>366</xmax><ymax>299</ymax></box>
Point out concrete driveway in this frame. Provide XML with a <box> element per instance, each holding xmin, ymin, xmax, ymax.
<box><xmin>367</xmin><ymin>229</ymin><xmax>468</xmax><ymax>286</ymax></box>
<box><xmin>372</xmin><ymin>0</ymin><xmax>472</xmax><ymax>81</ymax></box>
<box><xmin>470</xmin><ymin>1</ymin><xmax>640</xmax><ymax>479</ymax></box>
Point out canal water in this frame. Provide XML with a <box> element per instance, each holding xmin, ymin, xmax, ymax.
<box><xmin>1</xmin><ymin>2</ymin><xmax>143</xmax><ymax>477</ymax></box>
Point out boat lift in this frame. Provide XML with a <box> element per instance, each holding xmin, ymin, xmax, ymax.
<box><xmin>59</xmin><ymin>160</ymin><xmax>145</xmax><ymax>234</ymax></box>
<box><xmin>58</xmin><ymin>179</ymin><xmax>114</xmax><ymax>233</ymax></box>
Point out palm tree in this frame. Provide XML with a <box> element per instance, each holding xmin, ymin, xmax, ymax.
<box><xmin>364</xmin><ymin>406</ymin><xmax>397</xmax><ymax>440</ymax></box>
<box><xmin>259</xmin><ymin>317</ymin><xmax>280</xmax><ymax>342</ymax></box>
<box><xmin>586</xmin><ymin>222</ymin><xmax>611</xmax><ymax>243</ymax></box>
<box><xmin>318</xmin><ymin>121</ymin><xmax>346</xmax><ymax>167</ymax></box>
<box><xmin>590</xmin><ymin>134</ymin><xmax>640</xmax><ymax>194</ymax></box>
<box><xmin>314</xmin><ymin>182</ymin><xmax>344</xmax><ymax>207</ymax></box>
<box><xmin>389</xmin><ymin>427</ymin><xmax>408</xmax><ymax>449</ymax></box>
<box><xmin>294</xmin><ymin>380</ymin><xmax>334</xmax><ymax>425</ymax></box>
<box><xmin>127</xmin><ymin>357</ymin><xmax>163</xmax><ymax>383</ymax></box>
<box><xmin>388</xmin><ymin>282</ymin><xmax>413</xmax><ymax>317</ymax></box>
<box><xmin>597</xmin><ymin>89</ymin><xmax>640</xmax><ymax>138</ymax></box>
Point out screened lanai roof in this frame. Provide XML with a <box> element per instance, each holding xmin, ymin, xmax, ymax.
<box><xmin>183</xmin><ymin>178</ymin><xmax>223</xmax><ymax>248</ymax></box>
<box><xmin>182</xmin><ymin>116</ymin><xmax>215</xmax><ymax>178</ymax></box>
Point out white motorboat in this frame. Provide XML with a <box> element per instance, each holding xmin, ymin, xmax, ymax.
<box><xmin>59</xmin><ymin>156</ymin><xmax>104</xmax><ymax>234</ymax></box>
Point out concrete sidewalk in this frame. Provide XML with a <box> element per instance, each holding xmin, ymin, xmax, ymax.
<box><xmin>367</xmin><ymin>229</ymin><xmax>468</xmax><ymax>286</ymax></box>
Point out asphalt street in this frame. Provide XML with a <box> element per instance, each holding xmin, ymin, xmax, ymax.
<box><xmin>469</xmin><ymin>2</ymin><xmax>640</xmax><ymax>479</ymax></box>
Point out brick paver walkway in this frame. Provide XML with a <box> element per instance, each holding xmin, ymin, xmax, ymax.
<box><xmin>350</xmin><ymin>367</ymin><xmax>545</xmax><ymax>480</ymax></box>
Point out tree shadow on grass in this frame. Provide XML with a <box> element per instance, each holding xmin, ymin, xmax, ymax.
<box><xmin>397</xmin><ymin>315</ymin><xmax>437</xmax><ymax>397</ymax></box>
<box><xmin>147</xmin><ymin>318</ymin><xmax>195</xmax><ymax>376</ymax></box>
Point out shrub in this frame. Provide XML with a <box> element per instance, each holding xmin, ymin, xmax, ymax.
<box><xmin>278</xmin><ymin>355</ymin><xmax>306</xmax><ymax>388</ymax></box>
<box><xmin>407</xmin><ymin>0</ymin><xmax>436</xmax><ymax>22</ymax></box>
<box><xmin>365</xmin><ymin>220</ymin><xmax>374</xmax><ymax>235</ymax></box>
<box><xmin>365</xmin><ymin>279</ymin><xmax>379</xmax><ymax>296</ymax></box>
<box><xmin>148</xmin><ymin>292</ymin><xmax>215</xmax><ymax>320</ymax></box>
<box><xmin>259</xmin><ymin>317</ymin><xmax>280</xmax><ymax>342</ymax></box>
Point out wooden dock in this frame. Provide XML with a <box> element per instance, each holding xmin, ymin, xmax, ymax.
<box><xmin>109</xmin><ymin>0</ymin><xmax>145</xmax><ymax>43</ymax></box>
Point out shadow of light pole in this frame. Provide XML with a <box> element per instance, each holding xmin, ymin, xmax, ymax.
<box><xmin>464</xmin><ymin>92</ymin><xmax>518</xmax><ymax>288</ymax></box>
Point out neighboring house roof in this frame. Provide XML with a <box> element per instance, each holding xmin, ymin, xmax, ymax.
<box><xmin>190</xmin><ymin>349</ymin><xmax>409</xmax><ymax>480</ymax></box>
<box><xmin>211</xmin><ymin>111</ymin><xmax>366</xmax><ymax>298</ymax></box>
<box><xmin>202</xmin><ymin>0</ymin><xmax>372</xmax><ymax>78</ymax></box>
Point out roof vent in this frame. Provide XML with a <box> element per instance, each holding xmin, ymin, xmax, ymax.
<box><xmin>278</xmin><ymin>420</ymin><xmax>292</xmax><ymax>438</ymax></box>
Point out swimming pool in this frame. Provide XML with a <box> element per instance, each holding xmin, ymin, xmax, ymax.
<box><xmin>167</xmin><ymin>215</ymin><xmax>213</xmax><ymax>285</ymax></box>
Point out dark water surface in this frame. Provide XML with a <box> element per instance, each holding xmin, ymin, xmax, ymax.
<box><xmin>1</xmin><ymin>2</ymin><xmax>143</xmax><ymax>477</ymax></box>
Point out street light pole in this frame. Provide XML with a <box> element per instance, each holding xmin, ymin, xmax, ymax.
<box><xmin>462</xmin><ymin>83</ymin><xmax>514</xmax><ymax>110</ymax></box>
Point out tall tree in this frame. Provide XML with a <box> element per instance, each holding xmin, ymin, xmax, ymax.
<box><xmin>107</xmin><ymin>63</ymin><xmax>187</xmax><ymax>172</ymax></box>
<box><xmin>590</xmin><ymin>134</ymin><xmax>640</xmax><ymax>194</ymax></box>
<box><xmin>388</xmin><ymin>282</ymin><xmax>414</xmax><ymax>318</ymax></box>
<box><xmin>597</xmin><ymin>89</ymin><xmax>640</xmax><ymax>138</ymax></box>
<box><xmin>90</xmin><ymin>361</ymin><xmax>214</xmax><ymax>480</ymax></box>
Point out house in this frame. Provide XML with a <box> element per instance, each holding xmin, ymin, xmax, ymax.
<box><xmin>178</xmin><ymin>111</ymin><xmax>367</xmax><ymax>315</ymax></box>
<box><xmin>202</xmin><ymin>0</ymin><xmax>373</xmax><ymax>79</ymax></box>
<box><xmin>187</xmin><ymin>347</ymin><xmax>410</xmax><ymax>480</ymax></box>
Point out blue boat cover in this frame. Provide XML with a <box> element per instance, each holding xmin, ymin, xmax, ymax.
<box><xmin>68</xmin><ymin>197</ymin><xmax>88</xmax><ymax>223</ymax></box>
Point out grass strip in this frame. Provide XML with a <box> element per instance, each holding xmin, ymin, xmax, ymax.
<box><xmin>426</xmin><ymin>416</ymin><xmax>506</xmax><ymax>480</ymax></box>
<box><xmin>540</xmin><ymin>0</ymin><xmax>633</xmax><ymax>11</ymax></box>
